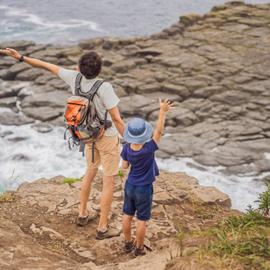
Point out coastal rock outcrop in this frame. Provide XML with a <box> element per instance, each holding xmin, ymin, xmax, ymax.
<box><xmin>0</xmin><ymin>171</ymin><xmax>234</xmax><ymax>270</ymax></box>
<box><xmin>0</xmin><ymin>1</ymin><xmax>270</xmax><ymax>176</ymax></box>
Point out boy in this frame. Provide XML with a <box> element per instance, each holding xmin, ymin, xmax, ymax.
<box><xmin>121</xmin><ymin>99</ymin><xmax>174</xmax><ymax>256</ymax></box>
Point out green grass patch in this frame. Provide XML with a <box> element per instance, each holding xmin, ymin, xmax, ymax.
<box><xmin>202</xmin><ymin>208</ymin><xmax>270</xmax><ymax>269</ymax></box>
<box><xmin>118</xmin><ymin>169</ymin><xmax>124</xmax><ymax>178</ymax></box>
<box><xmin>63</xmin><ymin>177</ymin><xmax>82</xmax><ymax>184</ymax></box>
<box><xmin>0</xmin><ymin>192</ymin><xmax>15</xmax><ymax>203</ymax></box>
<box><xmin>176</xmin><ymin>186</ymin><xmax>270</xmax><ymax>270</ymax></box>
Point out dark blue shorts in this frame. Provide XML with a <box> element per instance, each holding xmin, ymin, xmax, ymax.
<box><xmin>123</xmin><ymin>182</ymin><xmax>153</xmax><ymax>221</ymax></box>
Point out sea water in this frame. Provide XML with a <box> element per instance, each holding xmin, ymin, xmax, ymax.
<box><xmin>0</xmin><ymin>0</ymin><xmax>268</xmax><ymax>44</ymax></box>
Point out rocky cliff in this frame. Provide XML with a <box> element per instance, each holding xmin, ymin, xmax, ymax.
<box><xmin>0</xmin><ymin>171</ymin><xmax>233</xmax><ymax>270</ymax></box>
<box><xmin>1</xmin><ymin>1</ymin><xmax>270</xmax><ymax>177</ymax></box>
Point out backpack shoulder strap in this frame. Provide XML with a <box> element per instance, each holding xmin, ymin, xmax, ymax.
<box><xmin>75</xmin><ymin>73</ymin><xmax>83</xmax><ymax>95</ymax></box>
<box><xmin>86</xmin><ymin>80</ymin><xmax>105</xmax><ymax>101</ymax></box>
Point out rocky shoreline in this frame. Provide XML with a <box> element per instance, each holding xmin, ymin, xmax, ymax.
<box><xmin>0</xmin><ymin>171</ymin><xmax>233</xmax><ymax>269</ymax></box>
<box><xmin>1</xmin><ymin>1</ymin><xmax>270</xmax><ymax>176</ymax></box>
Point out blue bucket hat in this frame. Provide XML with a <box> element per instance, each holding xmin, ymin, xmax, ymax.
<box><xmin>123</xmin><ymin>118</ymin><xmax>153</xmax><ymax>144</ymax></box>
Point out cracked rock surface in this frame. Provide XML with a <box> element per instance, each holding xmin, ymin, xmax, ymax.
<box><xmin>1</xmin><ymin>2</ymin><xmax>270</xmax><ymax>176</ymax></box>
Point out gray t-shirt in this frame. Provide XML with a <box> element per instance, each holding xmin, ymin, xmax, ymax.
<box><xmin>59</xmin><ymin>68</ymin><xmax>120</xmax><ymax>136</ymax></box>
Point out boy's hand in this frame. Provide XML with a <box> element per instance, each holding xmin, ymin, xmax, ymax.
<box><xmin>0</xmin><ymin>48</ymin><xmax>21</xmax><ymax>60</ymax></box>
<box><xmin>159</xmin><ymin>98</ymin><xmax>174</xmax><ymax>112</ymax></box>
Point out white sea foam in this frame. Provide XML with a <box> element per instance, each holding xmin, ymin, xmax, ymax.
<box><xmin>1</xmin><ymin>120</ymin><xmax>267</xmax><ymax>211</ymax></box>
<box><xmin>0</xmin><ymin>4</ymin><xmax>105</xmax><ymax>34</ymax></box>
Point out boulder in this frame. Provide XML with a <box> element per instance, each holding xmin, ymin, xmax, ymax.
<box><xmin>21</xmin><ymin>91</ymin><xmax>69</xmax><ymax>108</ymax></box>
<box><xmin>15</xmin><ymin>69</ymin><xmax>44</xmax><ymax>81</ymax></box>
<box><xmin>134</xmin><ymin>48</ymin><xmax>162</xmax><ymax>57</ymax></box>
<box><xmin>0</xmin><ymin>96</ymin><xmax>17</xmax><ymax>108</ymax></box>
<box><xmin>31</xmin><ymin>123</ymin><xmax>53</xmax><ymax>133</ymax></box>
<box><xmin>0</xmin><ymin>111</ymin><xmax>34</xmax><ymax>125</ymax></box>
<box><xmin>162</xmin><ymin>84</ymin><xmax>190</xmax><ymax>98</ymax></box>
<box><xmin>179</xmin><ymin>13</ymin><xmax>202</xmax><ymax>27</ymax></box>
<box><xmin>23</xmin><ymin>106</ymin><xmax>63</xmax><ymax>121</ymax></box>
<box><xmin>0</xmin><ymin>63</ymin><xmax>29</xmax><ymax>80</ymax></box>
<box><xmin>191</xmin><ymin>186</ymin><xmax>231</xmax><ymax>207</ymax></box>
<box><xmin>0</xmin><ymin>40</ymin><xmax>35</xmax><ymax>50</ymax></box>
<box><xmin>111</xmin><ymin>60</ymin><xmax>136</xmax><ymax>73</ymax></box>
<box><xmin>0</xmin><ymin>57</ymin><xmax>15</xmax><ymax>68</ymax></box>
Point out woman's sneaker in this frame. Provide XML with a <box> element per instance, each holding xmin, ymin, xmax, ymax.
<box><xmin>134</xmin><ymin>247</ymin><xmax>146</xmax><ymax>257</ymax></box>
<box><xmin>123</xmin><ymin>241</ymin><xmax>135</xmax><ymax>253</ymax></box>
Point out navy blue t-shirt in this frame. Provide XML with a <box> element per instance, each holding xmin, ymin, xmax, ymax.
<box><xmin>121</xmin><ymin>139</ymin><xmax>159</xmax><ymax>186</ymax></box>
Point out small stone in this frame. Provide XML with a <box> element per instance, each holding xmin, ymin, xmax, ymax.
<box><xmin>31</xmin><ymin>123</ymin><xmax>53</xmax><ymax>133</ymax></box>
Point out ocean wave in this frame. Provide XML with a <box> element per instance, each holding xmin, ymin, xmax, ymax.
<box><xmin>1</xmin><ymin>116</ymin><xmax>268</xmax><ymax>211</ymax></box>
<box><xmin>0</xmin><ymin>4</ymin><xmax>106</xmax><ymax>33</ymax></box>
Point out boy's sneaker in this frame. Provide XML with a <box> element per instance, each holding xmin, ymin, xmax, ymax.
<box><xmin>123</xmin><ymin>241</ymin><xmax>135</xmax><ymax>253</ymax></box>
<box><xmin>96</xmin><ymin>226</ymin><xmax>121</xmax><ymax>240</ymax></box>
<box><xmin>134</xmin><ymin>247</ymin><xmax>146</xmax><ymax>257</ymax></box>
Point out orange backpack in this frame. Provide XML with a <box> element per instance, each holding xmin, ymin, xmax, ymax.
<box><xmin>64</xmin><ymin>74</ymin><xmax>110</xmax><ymax>160</ymax></box>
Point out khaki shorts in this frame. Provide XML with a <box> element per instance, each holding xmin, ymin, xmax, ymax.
<box><xmin>84</xmin><ymin>135</ymin><xmax>120</xmax><ymax>176</ymax></box>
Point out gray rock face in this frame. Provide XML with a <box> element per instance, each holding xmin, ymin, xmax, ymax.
<box><xmin>0</xmin><ymin>63</ymin><xmax>29</xmax><ymax>80</ymax></box>
<box><xmin>21</xmin><ymin>91</ymin><xmax>69</xmax><ymax>108</ymax></box>
<box><xmin>15</xmin><ymin>69</ymin><xmax>44</xmax><ymax>81</ymax></box>
<box><xmin>0</xmin><ymin>111</ymin><xmax>34</xmax><ymax>125</ymax></box>
<box><xmin>0</xmin><ymin>40</ymin><xmax>35</xmax><ymax>50</ymax></box>
<box><xmin>0</xmin><ymin>2</ymin><xmax>270</xmax><ymax>176</ymax></box>
<box><xmin>23</xmin><ymin>106</ymin><xmax>63</xmax><ymax>121</ymax></box>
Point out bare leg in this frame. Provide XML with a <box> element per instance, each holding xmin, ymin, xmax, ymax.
<box><xmin>123</xmin><ymin>214</ymin><xmax>133</xmax><ymax>242</ymax></box>
<box><xmin>98</xmin><ymin>175</ymin><xmax>115</xmax><ymax>231</ymax></box>
<box><xmin>79</xmin><ymin>167</ymin><xmax>98</xmax><ymax>217</ymax></box>
<box><xmin>136</xmin><ymin>220</ymin><xmax>146</xmax><ymax>248</ymax></box>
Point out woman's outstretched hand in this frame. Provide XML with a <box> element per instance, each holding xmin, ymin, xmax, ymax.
<box><xmin>0</xmin><ymin>48</ymin><xmax>21</xmax><ymax>60</ymax></box>
<box><xmin>159</xmin><ymin>98</ymin><xmax>174</xmax><ymax>113</ymax></box>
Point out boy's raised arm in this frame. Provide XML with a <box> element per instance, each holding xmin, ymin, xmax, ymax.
<box><xmin>0</xmin><ymin>48</ymin><xmax>60</xmax><ymax>75</ymax></box>
<box><xmin>153</xmin><ymin>99</ymin><xmax>174</xmax><ymax>143</ymax></box>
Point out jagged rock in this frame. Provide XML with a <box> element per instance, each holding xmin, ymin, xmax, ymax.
<box><xmin>192</xmin><ymin>186</ymin><xmax>231</xmax><ymax>207</ymax></box>
<box><xmin>162</xmin><ymin>84</ymin><xmax>190</xmax><ymax>97</ymax></box>
<box><xmin>0</xmin><ymin>63</ymin><xmax>29</xmax><ymax>80</ymax></box>
<box><xmin>134</xmin><ymin>48</ymin><xmax>162</xmax><ymax>57</ymax></box>
<box><xmin>23</xmin><ymin>107</ymin><xmax>63</xmax><ymax>121</ymax></box>
<box><xmin>0</xmin><ymin>96</ymin><xmax>17</xmax><ymax>108</ymax></box>
<box><xmin>0</xmin><ymin>40</ymin><xmax>35</xmax><ymax>50</ymax></box>
<box><xmin>0</xmin><ymin>217</ymin><xmax>76</xmax><ymax>270</ymax></box>
<box><xmin>0</xmin><ymin>81</ymin><xmax>26</xmax><ymax>98</ymax></box>
<box><xmin>193</xmin><ymin>85</ymin><xmax>224</xmax><ymax>98</ymax></box>
<box><xmin>35</xmin><ymin>73</ymin><xmax>55</xmax><ymax>85</ymax></box>
<box><xmin>102</xmin><ymin>38</ymin><xmax>120</xmax><ymax>50</ymax></box>
<box><xmin>21</xmin><ymin>91</ymin><xmax>69</xmax><ymax>108</ymax></box>
<box><xmin>0</xmin><ymin>57</ymin><xmax>15</xmax><ymax>68</ymax></box>
<box><xmin>0</xmin><ymin>111</ymin><xmax>34</xmax><ymax>126</ymax></box>
<box><xmin>79</xmin><ymin>38</ymin><xmax>104</xmax><ymax>49</ymax></box>
<box><xmin>15</xmin><ymin>69</ymin><xmax>44</xmax><ymax>81</ymax></box>
<box><xmin>12</xmin><ymin>153</ymin><xmax>30</xmax><ymax>161</ymax></box>
<box><xmin>111</xmin><ymin>60</ymin><xmax>136</xmax><ymax>73</ymax></box>
<box><xmin>31</xmin><ymin>123</ymin><xmax>53</xmax><ymax>133</ymax></box>
<box><xmin>179</xmin><ymin>13</ymin><xmax>202</xmax><ymax>26</ymax></box>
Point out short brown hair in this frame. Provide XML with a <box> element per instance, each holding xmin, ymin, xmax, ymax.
<box><xmin>79</xmin><ymin>51</ymin><xmax>102</xmax><ymax>79</ymax></box>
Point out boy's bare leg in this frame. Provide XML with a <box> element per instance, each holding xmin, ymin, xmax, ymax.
<box><xmin>98</xmin><ymin>175</ymin><xmax>115</xmax><ymax>230</ymax></box>
<box><xmin>136</xmin><ymin>220</ymin><xmax>146</xmax><ymax>248</ymax></box>
<box><xmin>123</xmin><ymin>214</ymin><xmax>133</xmax><ymax>242</ymax></box>
<box><xmin>79</xmin><ymin>168</ymin><xmax>98</xmax><ymax>216</ymax></box>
